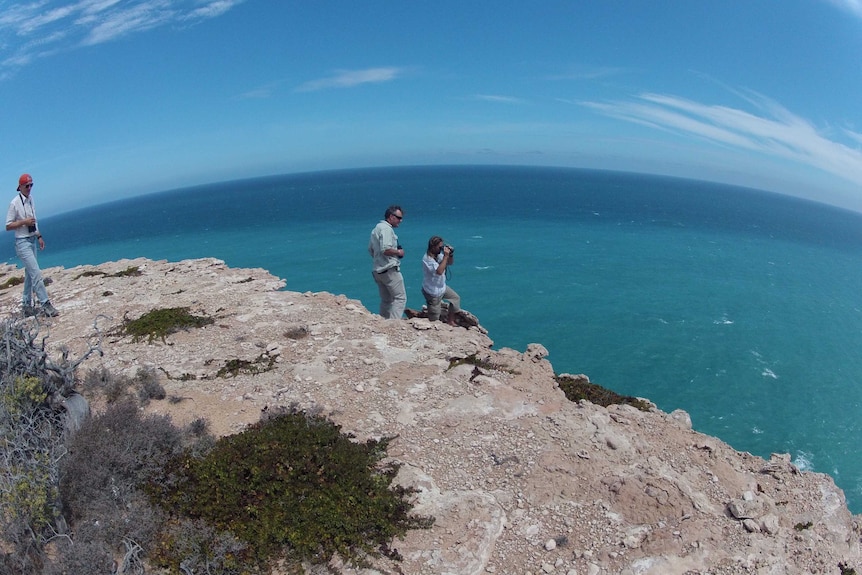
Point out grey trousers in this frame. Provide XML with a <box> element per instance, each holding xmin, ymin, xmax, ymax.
<box><xmin>423</xmin><ymin>286</ymin><xmax>460</xmax><ymax>321</ymax></box>
<box><xmin>373</xmin><ymin>268</ymin><xmax>407</xmax><ymax>319</ymax></box>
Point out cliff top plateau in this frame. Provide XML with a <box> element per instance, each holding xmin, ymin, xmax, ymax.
<box><xmin>1</xmin><ymin>257</ymin><xmax>860</xmax><ymax>575</ymax></box>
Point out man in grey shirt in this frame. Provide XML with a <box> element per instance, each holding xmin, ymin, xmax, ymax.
<box><xmin>368</xmin><ymin>205</ymin><xmax>406</xmax><ymax>319</ymax></box>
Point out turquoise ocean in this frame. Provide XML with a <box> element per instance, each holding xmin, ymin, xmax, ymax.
<box><xmin>6</xmin><ymin>165</ymin><xmax>862</xmax><ymax>513</ymax></box>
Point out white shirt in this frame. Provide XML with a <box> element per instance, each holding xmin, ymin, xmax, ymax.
<box><xmin>6</xmin><ymin>193</ymin><xmax>39</xmax><ymax>239</ymax></box>
<box><xmin>422</xmin><ymin>253</ymin><xmax>446</xmax><ymax>297</ymax></box>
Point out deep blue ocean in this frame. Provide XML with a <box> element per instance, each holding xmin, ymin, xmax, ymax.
<box><xmin>7</xmin><ymin>165</ymin><xmax>862</xmax><ymax>513</ymax></box>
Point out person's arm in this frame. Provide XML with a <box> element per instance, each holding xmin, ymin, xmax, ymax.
<box><xmin>435</xmin><ymin>247</ymin><xmax>452</xmax><ymax>275</ymax></box>
<box><xmin>381</xmin><ymin>229</ymin><xmax>403</xmax><ymax>258</ymax></box>
<box><xmin>4</xmin><ymin>204</ymin><xmax>32</xmax><ymax>231</ymax></box>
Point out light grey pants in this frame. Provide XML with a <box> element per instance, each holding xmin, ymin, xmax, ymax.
<box><xmin>15</xmin><ymin>236</ymin><xmax>49</xmax><ymax>306</ymax></box>
<box><xmin>423</xmin><ymin>286</ymin><xmax>460</xmax><ymax>321</ymax></box>
<box><xmin>373</xmin><ymin>268</ymin><xmax>407</xmax><ymax>319</ymax></box>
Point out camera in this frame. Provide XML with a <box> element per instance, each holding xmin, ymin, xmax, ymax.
<box><xmin>397</xmin><ymin>244</ymin><xmax>404</xmax><ymax>259</ymax></box>
<box><xmin>444</xmin><ymin>244</ymin><xmax>454</xmax><ymax>263</ymax></box>
<box><xmin>27</xmin><ymin>225</ymin><xmax>36</xmax><ymax>234</ymax></box>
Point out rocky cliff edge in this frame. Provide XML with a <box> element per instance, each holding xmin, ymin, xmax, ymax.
<box><xmin>1</xmin><ymin>257</ymin><xmax>860</xmax><ymax>575</ymax></box>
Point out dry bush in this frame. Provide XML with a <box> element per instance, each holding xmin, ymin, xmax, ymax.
<box><xmin>0</xmin><ymin>318</ymin><xmax>99</xmax><ymax>573</ymax></box>
<box><xmin>59</xmin><ymin>400</ymin><xmax>183</xmax><ymax>526</ymax></box>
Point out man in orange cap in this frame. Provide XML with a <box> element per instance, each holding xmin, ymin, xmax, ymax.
<box><xmin>5</xmin><ymin>174</ymin><xmax>59</xmax><ymax>317</ymax></box>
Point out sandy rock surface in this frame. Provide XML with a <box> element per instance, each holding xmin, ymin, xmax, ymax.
<box><xmin>1</xmin><ymin>257</ymin><xmax>860</xmax><ymax>575</ymax></box>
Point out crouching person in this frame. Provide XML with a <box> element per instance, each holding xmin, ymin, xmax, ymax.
<box><xmin>421</xmin><ymin>235</ymin><xmax>461</xmax><ymax>326</ymax></box>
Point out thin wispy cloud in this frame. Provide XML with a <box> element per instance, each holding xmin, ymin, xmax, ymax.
<box><xmin>473</xmin><ymin>94</ymin><xmax>525</xmax><ymax>104</ymax></box>
<box><xmin>845</xmin><ymin>128</ymin><xmax>862</xmax><ymax>146</ymax></box>
<box><xmin>546</xmin><ymin>67</ymin><xmax>629</xmax><ymax>81</ymax></box>
<box><xmin>583</xmin><ymin>92</ymin><xmax>862</xmax><ymax>186</ymax></box>
<box><xmin>0</xmin><ymin>0</ymin><xmax>245</xmax><ymax>73</ymax></box>
<box><xmin>295</xmin><ymin>67</ymin><xmax>403</xmax><ymax>92</ymax></box>
<box><xmin>235</xmin><ymin>87</ymin><xmax>274</xmax><ymax>100</ymax></box>
<box><xmin>825</xmin><ymin>0</ymin><xmax>862</xmax><ymax>18</ymax></box>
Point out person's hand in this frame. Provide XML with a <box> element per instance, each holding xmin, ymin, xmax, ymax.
<box><xmin>22</xmin><ymin>217</ymin><xmax>35</xmax><ymax>227</ymax></box>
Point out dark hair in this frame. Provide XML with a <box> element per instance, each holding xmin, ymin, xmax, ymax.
<box><xmin>427</xmin><ymin>236</ymin><xmax>444</xmax><ymax>253</ymax></box>
<box><xmin>384</xmin><ymin>205</ymin><xmax>403</xmax><ymax>219</ymax></box>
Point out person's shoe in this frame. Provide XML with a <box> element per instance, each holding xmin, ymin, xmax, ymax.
<box><xmin>22</xmin><ymin>304</ymin><xmax>37</xmax><ymax>317</ymax></box>
<box><xmin>40</xmin><ymin>301</ymin><xmax>59</xmax><ymax>317</ymax></box>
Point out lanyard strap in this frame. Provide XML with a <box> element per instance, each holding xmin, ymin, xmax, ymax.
<box><xmin>18</xmin><ymin>193</ymin><xmax>31</xmax><ymax>218</ymax></box>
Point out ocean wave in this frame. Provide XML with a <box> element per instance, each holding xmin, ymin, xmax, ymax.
<box><xmin>750</xmin><ymin>350</ymin><xmax>779</xmax><ymax>378</ymax></box>
<box><xmin>713</xmin><ymin>316</ymin><xmax>734</xmax><ymax>325</ymax></box>
<box><xmin>474</xmin><ymin>266</ymin><xmax>492</xmax><ymax>270</ymax></box>
<box><xmin>793</xmin><ymin>451</ymin><xmax>814</xmax><ymax>472</ymax></box>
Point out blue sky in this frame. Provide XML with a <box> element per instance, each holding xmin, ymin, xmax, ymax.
<box><xmin>3</xmin><ymin>1</ymin><xmax>862</xmax><ymax>216</ymax></box>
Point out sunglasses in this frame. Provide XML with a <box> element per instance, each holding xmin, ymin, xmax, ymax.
<box><xmin>23</xmin><ymin>183</ymin><xmax>33</xmax><ymax>189</ymax></box>
<box><xmin>392</xmin><ymin>214</ymin><xmax>403</xmax><ymax>220</ymax></box>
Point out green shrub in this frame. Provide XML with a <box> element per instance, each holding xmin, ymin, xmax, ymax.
<box><xmin>0</xmin><ymin>452</ymin><xmax>60</xmax><ymax>539</ymax></box>
<box><xmin>0</xmin><ymin>275</ymin><xmax>24</xmax><ymax>290</ymax></box>
<box><xmin>1</xmin><ymin>376</ymin><xmax>47</xmax><ymax>417</ymax></box>
<box><xmin>215</xmin><ymin>355</ymin><xmax>277</xmax><ymax>378</ymax></box>
<box><xmin>555</xmin><ymin>374</ymin><xmax>652</xmax><ymax>411</ymax></box>
<box><xmin>111</xmin><ymin>266</ymin><xmax>142</xmax><ymax>277</ymax></box>
<box><xmin>448</xmin><ymin>352</ymin><xmax>519</xmax><ymax>374</ymax></box>
<box><xmin>146</xmin><ymin>407</ymin><xmax>433</xmax><ymax>572</ymax></box>
<box><xmin>120</xmin><ymin>307</ymin><xmax>214</xmax><ymax>343</ymax></box>
<box><xmin>74</xmin><ymin>265</ymin><xmax>142</xmax><ymax>280</ymax></box>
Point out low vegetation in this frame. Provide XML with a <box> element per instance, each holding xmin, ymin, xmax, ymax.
<box><xmin>119</xmin><ymin>306</ymin><xmax>214</xmax><ymax>342</ymax></box>
<box><xmin>0</xmin><ymin>275</ymin><xmax>24</xmax><ymax>290</ymax></box>
<box><xmin>214</xmin><ymin>355</ymin><xmax>277</xmax><ymax>378</ymax></box>
<box><xmin>147</xmin><ymin>406</ymin><xmax>432</xmax><ymax>573</ymax></box>
<box><xmin>555</xmin><ymin>374</ymin><xmax>652</xmax><ymax>411</ymax></box>
<box><xmin>0</xmin><ymin>318</ymin><xmax>99</xmax><ymax>575</ymax></box>
<box><xmin>447</xmin><ymin>354</ymin><xmax>650</xmax><ymax>411</ymax></box>
<box><xmin>0</xmin><ymin>277</ymin><xmax>24</xmax><ymax>289</ymax></box>
<box><xmin>447</xmin><ymin>352</ymin><xmax>519</xmax><ymax>374</ymax></box>
<box><xmin>0</xmin><ymin>319</ymin><xmax>432</xmax><ymax>575</ymax></box>
<box><xmin>73</xmin><ymin>265</ymin><xmax>142</xmax><ymax>280</ymax></box>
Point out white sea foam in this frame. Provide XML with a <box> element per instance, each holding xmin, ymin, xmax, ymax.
<box><xmin>714</xmin><ymin>316</ymin><xmax>733</xmax><ymax>325</ymax></box>
<box><xmin>761</xmin><ymin>368</ymin><xmax>778</xmax><ymax>379</ymax></box>
<box><xmin>794</xmin><ymin>451</ymin><xmax>814</xmax><ymax>472</ymax></box>
<box><xmin>474</xmin><ymin>266</ymin><xmax>492</xmax><ymax>270</ymax></box>
<box><xmin>752</xmin><ymin>426</ymin><xmax>763</xmax><ymax>434</ymax></box>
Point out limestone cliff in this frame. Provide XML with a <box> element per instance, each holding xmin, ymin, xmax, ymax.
<box><xmin>1</xmin><ymin>257</ymin><xmax>860</xmax><ymax>575</ymax></box>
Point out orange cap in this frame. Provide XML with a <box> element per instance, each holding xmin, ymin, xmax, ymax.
<box><xmin>18</xmin><ymin>174</ymin><xmax>32</xmax><ymax>187</ymax></box>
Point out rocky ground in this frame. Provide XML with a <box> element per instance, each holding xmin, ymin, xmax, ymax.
<box><xmin>1</xmin><ymin>257</ymin><xmax>860</xmax><ymax>575</ymax></box>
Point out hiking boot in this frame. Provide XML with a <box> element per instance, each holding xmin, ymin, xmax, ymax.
<box><xmin>40</xmin><ymin>301</ymin><xmax>59</xmax><ymax>317</ymax></box>
<box><xmin>22</xmin><ymin>304</ymin><xmax>37</xmax><ymax>317</ymax></box>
